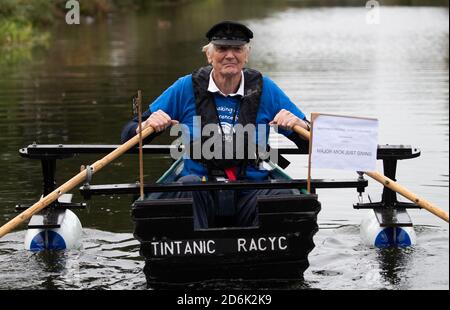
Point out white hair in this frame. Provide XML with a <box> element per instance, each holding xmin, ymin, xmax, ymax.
<box><xmin>201</xmin><ymin>42</ymin><xmax>251</xmax><ymax>56</ymax></box>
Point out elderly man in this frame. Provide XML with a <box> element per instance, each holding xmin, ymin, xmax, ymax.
<box><xmin>121</xmin><ymin>21</ymin><xmax>310</xmax><ymax>229</ymax></box>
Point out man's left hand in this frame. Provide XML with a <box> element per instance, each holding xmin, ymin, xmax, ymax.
<box><xmin>269</xmin><ymin>109</ymin><xmax>309</xmax><ymax>131</ymax></box>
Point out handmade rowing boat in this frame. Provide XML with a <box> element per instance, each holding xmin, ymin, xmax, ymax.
<box><xmin>10</xmin><ymin>143</ymin><xmax>425</xmax><ymax>285</ymax></box>
<box><xmin>132</xmin><ymin>157</ymin><xmax>321</xmax><ymax>283</ymax></box>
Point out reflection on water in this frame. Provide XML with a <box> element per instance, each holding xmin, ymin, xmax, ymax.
<box><xmin>0</xmin><ymin>1</ymin><xmax>448</xmax><ymax>289</ymax></box>
<box><xmin>0</xmin><ymin>230</ymin><xmax>144</xmax><ymax>290</ymax></box>
<box><xmin>305</xmin><ymin>225</ymin><xmax>448</xmax><ymax>290</ymax></box>
<box><xmin>376</xmin><ymin>247</ymin><xmax>413</xmax><ymax>287</ymax></box>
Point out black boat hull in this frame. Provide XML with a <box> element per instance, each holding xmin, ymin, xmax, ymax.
<box><xmin>133</xmin><ymin>192</ymin><xmax>320</xmax><ymax>283</ymax></box>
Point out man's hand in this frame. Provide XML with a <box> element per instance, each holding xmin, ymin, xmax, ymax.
<box><xmin>269</xmin><ymin>109</ymin><xmax>309</xmax><ymax>131</ymax></box>
<box><xmin>137</xmin><ymin>109</ymin><xmax>179</xmax><ymax>133</ymax></box>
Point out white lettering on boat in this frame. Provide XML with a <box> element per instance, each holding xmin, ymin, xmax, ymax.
<box><xmin>164</xmin><ymin>242</ymin><xmax>174</xmax><ymax>255</ymax></box>
<box><xmin>150</xmin><ymin>240</ymin><xmax>216</xmax><ymax>256</ymax></box>
<box><xmin>207</xmin><ymin>240</ymin><xmax>215</xmax><ymax>253</ymax></box>
<box><xmin>184</xmin><ymin>242</ymin><xmax>193</xmax><ymax>254</ymax></box>
<box><xmin>150</xmin><ymin>236</ymin><xmax>288</xmax><ymax>256</ymax></box>
<box><xmin>237</xmin><ymin>236</ymin><xmax>288</xmax><ymax>252</ymax></box>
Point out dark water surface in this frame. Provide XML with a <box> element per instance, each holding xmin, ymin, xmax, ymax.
<box><xmin>0</xmin><ymin>1</ymin><xmax>448</xmax><ymax>289</ymax></box>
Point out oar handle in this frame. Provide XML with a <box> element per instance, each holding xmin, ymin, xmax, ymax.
<box><xmin>292</xmin><ymin>125</ymin><xmax>449</xmax><ymax>223</ymax></box>
<box><xmin>294</xmin><ymin>125</ymin><xmax>311</xmax><ymax>140</ymax></box>
<box><xmin>0</xmin><ymin>126</ymin><xmax>155</xmax><ymax>239</ymax></box>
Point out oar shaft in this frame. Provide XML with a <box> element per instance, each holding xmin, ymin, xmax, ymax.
<box><xmin>0</xmin><ymin>126</ymin><xmax>155</xmax><ymax>239</ymax></box>
<box><xmin>365</xmin><ymin>171</ymin><xmax>449</xmax><ymax>222</ymax></box>
<box><xmin>293</xmin><ymin>125</ymin><xmax>449</xmax><ymax>223</ymax></box>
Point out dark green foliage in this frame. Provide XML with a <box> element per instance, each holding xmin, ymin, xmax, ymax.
<box><xmin>0</xmin><ymin>0</ymin><xmax>54</xmax><ymax>26</ymax></box>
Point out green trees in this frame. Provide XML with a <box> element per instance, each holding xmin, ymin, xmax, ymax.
<box><xmin>0</xmin><ymin>0</ymin><xmax>52</xmax><ymax>64</ymax></box>
<box><xmin>0</xmin><ymin>0</ymin><xmax>154</xmax><ymax>63</ymax></box>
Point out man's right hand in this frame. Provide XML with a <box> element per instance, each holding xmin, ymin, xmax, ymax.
<box><xmin>136</xmin><ymin>109</ymin><xmax>179</xmax><ymax>133</ymax></box>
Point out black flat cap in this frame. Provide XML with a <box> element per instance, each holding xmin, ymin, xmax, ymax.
<box><xmin>206</xmin><ymin>21</ymin><xmax>253</xmax><ymax>46</ymax></box>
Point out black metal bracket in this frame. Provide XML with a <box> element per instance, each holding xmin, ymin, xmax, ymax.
<box><xmin>17</xmin><ymin>143</ymin><xmax>421</xmax><ymax>227</ymax></box>
<box><xmin>15</xmin><ymin>202</ymin><xmax>87</xmax><ymax>212</ymax></box>
<box><xmin>18</xmin><ymin>143</ymin><xmax>412</xmax><ymax>199</ymax></box>
<box><xmin>15</xmin><ymin>194</ymin><xmax>86</xmax><ymax>229</ymax></box>
<box><xmin>354</xmin><ymin>145</ymin><xmax>421</xmax><ymax>226</ymax></box>
<box><xmin>79</xmin><ymin>178</ymin><xmax>368</xmax><ymax>200</ymax></box>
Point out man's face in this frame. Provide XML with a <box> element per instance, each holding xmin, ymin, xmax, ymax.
<box><xmin>207</xmin><ymin>44</ymin><xmax>249</xmax><ymax>78</ymax></box>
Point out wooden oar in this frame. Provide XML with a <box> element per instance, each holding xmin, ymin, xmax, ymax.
<box><xmin>293</xmin><ymin>125</ymin><xmax>449</xmax><ymax>223</ymax></box>
<box><xmin>0</xmin><ymin>126</ymin><xmax>155</xmax><ymax>239</ymax></box>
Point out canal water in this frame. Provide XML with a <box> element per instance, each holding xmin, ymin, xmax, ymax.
<box><xmin>0</xmin><ymin>1</ymin><xmax>448</xmax><ymax>289</ymax></box>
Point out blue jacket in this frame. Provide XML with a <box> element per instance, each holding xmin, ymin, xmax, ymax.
<box><xmin>121</xmin><ymin>74</ymin><xmax>308</xmax><ymax>180</ymax></box>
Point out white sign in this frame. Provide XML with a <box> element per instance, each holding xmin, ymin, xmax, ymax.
<box><xmin>311</xmin><ymin>114</ymin><xmax>378</xmax><ymax>172</ymax></box>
